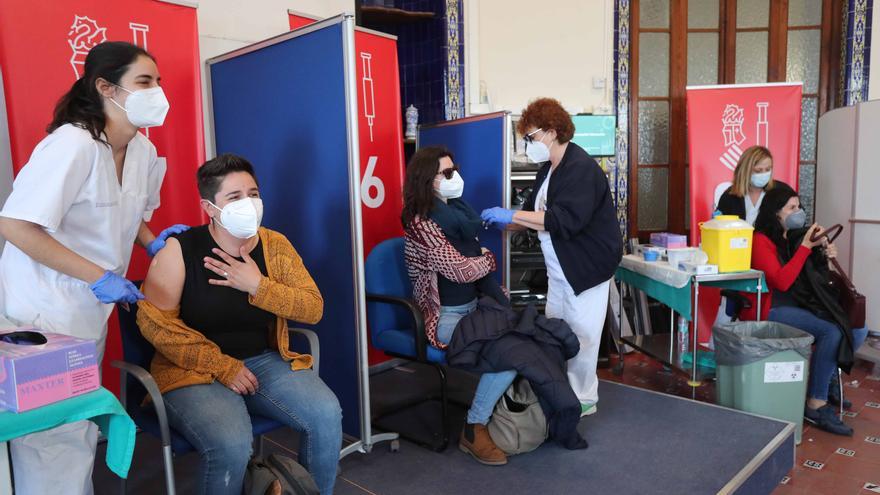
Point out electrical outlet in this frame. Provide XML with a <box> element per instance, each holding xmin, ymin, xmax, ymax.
<box><xmin>592</xmin><ymin>76</ymin><xmax>606</xmax><ymax>89</ymax></box>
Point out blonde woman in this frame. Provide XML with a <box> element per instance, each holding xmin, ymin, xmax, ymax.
<box><xmin>716</xmin><ymin>145</ymin><xmax>791</xmax><ymax>226</ymax></box>
<box><xmin>713</xmin><ymin>145</ymin><xmax>793</xmax><ymax>326</ymax></box>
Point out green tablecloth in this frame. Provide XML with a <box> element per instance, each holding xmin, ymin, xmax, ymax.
<box><xmin>0</xmin><ymin>387</ymin><xmax>135</xmax><ymax>478</ymax></box>
<box><xmin>615</xmin><ymin>266</ymin><xmax>766</xmax><ymax>321</ymax></box>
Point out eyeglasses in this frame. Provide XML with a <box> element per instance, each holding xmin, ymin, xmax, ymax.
<box><xmin>436</xmin><ymin>164</ymin><xmax>460</xmax><ymax>180</ymax></box>
<box><xmin>523</xmin><ymin>128</ymin><xmax>543</xmax><ymax>144</ymax></box>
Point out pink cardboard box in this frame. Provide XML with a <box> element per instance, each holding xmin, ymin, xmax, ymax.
<box><xmin>0</xmin><ymin>329</ymin><xmax>99</xmax><ymax>412</ymax></box>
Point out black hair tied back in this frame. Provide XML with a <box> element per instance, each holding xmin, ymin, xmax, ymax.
<box><xmin>47</xmin><ymin>41</ymin><xmax>154</xmax><ymax>142</ymax></box>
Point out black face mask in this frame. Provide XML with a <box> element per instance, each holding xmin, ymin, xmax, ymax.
<box><xmin>0</xmin><ymin>331</ymin><xmax>48</xmax><ymax>346</ymax></box>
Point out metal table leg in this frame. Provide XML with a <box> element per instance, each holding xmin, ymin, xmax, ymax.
<box><xmin>0</xmin><ymin>442</ymin><xmax>11</xmax><ymax>495</ymax></box>
<box><xmin>688</xmin><ymin>281</ymin><xmax>701</xmax><ymax>388</ymax></box>
<box><xmin>618</xmin><ymin>280</ymin><xmax>625</xmax><ymax>374</ymax></box>
<box><xmin>756</xmin><ymin>276</ymin><xmax>763</xmax><ymax>321</ymax></box>
<box><xmin>669</xmin><ymin>308</ymin><xmax>675</xmax><ymax>362</ymax></box>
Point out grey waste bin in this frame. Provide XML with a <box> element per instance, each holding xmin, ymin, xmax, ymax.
<box><xmin>714</xmin><ymin>321</ymin><xmax>814</xmax><ymax>444</ymax></box>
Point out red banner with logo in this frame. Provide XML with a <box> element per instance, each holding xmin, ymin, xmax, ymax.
<box><xmin>0</xmin><ymin>0</ymin><xmax>205</xmax><ymax>392</ymax></box>
<box><xmin>687</xmin><ymin>83</ymin><xmax>802</xmax><ymax>242</ymax></box>
<box><xmin>289</xmin><ymin>15</ymin><xmax>405</xmax><ymax>363</ymax></box>
<box><xmin>687</xmin><ymin>83</ymin><xmax>801</xmax><ymax>341</ymax></box>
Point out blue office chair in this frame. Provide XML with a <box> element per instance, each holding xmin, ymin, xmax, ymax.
<box><xmin>112</xmin><ymin>290</ymin><xmax>320</xmax><ymax>495</ymax></box>
<box><xmin>365</xmin><ymin>237</ymin><xmax>453</xmax><ymax>452</ymax></box>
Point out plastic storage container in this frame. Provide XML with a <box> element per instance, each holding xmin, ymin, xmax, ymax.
<box><xmin>714</xmin><ymin>322</ymin><xmax>814</xmax><ymax>444</ymax></box>
<box><xmin>667</xmin><ymin>247</ymin><xmax>698</xmax><ymax>269</ymax></box>
<box><xmin>699</xmin><ymin>215</ymin><xmax>754</xmax><ymax>272</ymax></box>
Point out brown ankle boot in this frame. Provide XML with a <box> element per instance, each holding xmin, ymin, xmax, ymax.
<box><xmin>266</xmin><ymin>479</ymin><xmax>282</xmax><ymax>495</ymax></box>
<box><xmin>459</xmin><ymin>423</ymin><xmax>507</xmax><ymax>465</ymax></box>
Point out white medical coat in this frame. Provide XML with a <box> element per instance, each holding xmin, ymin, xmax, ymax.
<box><xmin>0</xmin><ymin>123</ymin><xmax>164</xmax><ymax>355</ymax></box>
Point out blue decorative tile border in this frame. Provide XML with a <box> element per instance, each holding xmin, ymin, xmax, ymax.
<box><xmin>444</xmin><ymin>0</ymin><xmax>464</xmax><ymax>120</ymax></box>
<box><xmin>842</xmin><ymin>0</ymin><xmax>873</xmax><ymax>105</ymax></box>
<box><xmin>612</xmin><ymin>0</ymin><xmax>630</xmax><ymax>240</ymax></box>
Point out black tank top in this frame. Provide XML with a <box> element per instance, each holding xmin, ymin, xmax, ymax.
<box><xmin>176</xmin><ymin>225</ymin><xmax>274</xmax><ymax>359</ymax></box>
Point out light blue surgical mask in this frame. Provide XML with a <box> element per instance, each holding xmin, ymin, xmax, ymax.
<box><xmin>750</xmin><ymin>171</ymin><xmax>772</xmax><ymax>188</ymax></box>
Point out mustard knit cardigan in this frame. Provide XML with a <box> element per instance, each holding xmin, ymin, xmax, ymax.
<box><xmin>136</xmin><ymin>227</ymin><xmax>323</xmax><ymax>395</ymax></box>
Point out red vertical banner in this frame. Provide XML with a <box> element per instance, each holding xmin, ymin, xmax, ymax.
<box><xmin>288</xmin><ymin>11</ymin><xmax>319</xmax><ymax>29</ymax></box>
<box><xmin>354</xmin><ymin>31</ymin><xmax>406</xmax><ymax>365</ymax></box>
<box><xmin>0</xmin><ymin>0</ymin><xmax>205</xmax><ymax>393</ymax></box>
<box><xmin>353</xmin><ymin>31</ymin><xmax>406</xmax><ymax>256</ymax></box>
<box><xmin>687</xmin><ymin>83</ymin><xmax>802</xmax><ymax>243</ymax></box>
<box><xmin>686</xmin><ymin>83</ymin><xmax>802</xmax><ymax>341</ymax></box>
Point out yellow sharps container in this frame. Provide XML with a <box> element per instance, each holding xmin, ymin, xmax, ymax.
<box><xmin>699</xmin><ymin>215</ymin><xmax>754</xmax><ymax>272</ymax></box>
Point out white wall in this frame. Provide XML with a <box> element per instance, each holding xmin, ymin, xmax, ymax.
<box><xmin>871</xmin><ymin>4</ymin><xmax>880</xmax><ymax>100</ymax></box>
<box><xmin>197</xmin><ymin>0</ymin><xmax>354</xmax><ymax>155</ymax></box>
<box><xmin>464</xmin><ymin>0</ymin><xmax>615</xmax><ymax>116</ymax></box>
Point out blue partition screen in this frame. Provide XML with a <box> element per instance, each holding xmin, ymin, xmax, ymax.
<box><xmin>418</xmin><ymin>116</ymin><xmax>506</xmax><ymax>283</ymax></box>
<box><xmin>210</xmin><ymin>23</ymin><xmax>361</xmax><ymax>435</ymax></box>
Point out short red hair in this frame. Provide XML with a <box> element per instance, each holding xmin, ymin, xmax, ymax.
<box><xmin>517</xmin><ymin>97</ymin><xmax>575</xmax><ymax>143</ymax></box>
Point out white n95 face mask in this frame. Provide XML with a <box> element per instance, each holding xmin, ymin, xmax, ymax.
<box><xmin>526</xmin><ymin>134</ymin><xmax>551</xmax><ymax>163</ymax></box>
<box><xmin>435</xmin><ymin>171</ymin><xmax>464</xmax><ymax>199</ymax></box>
<box><xmin>209</xmin><ymin>197</ymin><xmax>264</xmax><ymax>239</ymax></box>
<box><xmin>110</xmin><ymin>85</ymin><xmax>170</xmax><ymax>128</ymax></box>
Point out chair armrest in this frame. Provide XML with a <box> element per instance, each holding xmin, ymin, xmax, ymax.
<box><xmin>366</xmin><ymin>293</ymin><xmax>428</xmax><ymax>362</ymax></box>
<box><xmin>289</xmin><ymin>327</ymin><xmax>320</xmax><ymax>374</ymax></box>
<box><xmin>110</xmin><ymin>360</ymin><xmax>173</xmax><ymax>449</ymax></box>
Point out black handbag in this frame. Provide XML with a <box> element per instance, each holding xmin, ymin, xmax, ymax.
<box><xmin>811</xmin><ymin>224</ymin><xmax>866</xmax><ymax>329</ymax></box>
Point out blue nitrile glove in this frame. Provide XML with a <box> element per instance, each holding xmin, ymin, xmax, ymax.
<box><xmin>146</xmin><ymin>224</ymin><xmax>190</xmax><ymax>257</ymax></box>
<box><xmin>90</xmin><ymin>271</ymin><xmax>145</xmax><ymax>304</ymax></box>
<box><xmin>480</xmin><ymin>207</ymin><xmax>515</xmax><ymax>229</ymax></box>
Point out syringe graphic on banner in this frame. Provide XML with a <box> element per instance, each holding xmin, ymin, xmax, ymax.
<box><xmin>130</xmin><ymin>22</ymin><xmax>149</xmax><ymax>50</ymax></box>
<box><xmin>756</xmin><ymin>102</ymin><xmax>769</xmax><ymax>147</ymax></box>
<box><xmin>130</xmin><ymin>23</ymin><xmax>151</xmax><ymax>138</ymax></box>
<box><xmin>361</xmin><ymin>52</ymin><xmax>376</xmax><ymax>142</ymax></box>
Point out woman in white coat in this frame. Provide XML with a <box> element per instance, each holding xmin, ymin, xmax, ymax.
<box><xmin>0</xmin><ymin>41</ymin><xmax>185</xmax><ymax>494</ymax></box>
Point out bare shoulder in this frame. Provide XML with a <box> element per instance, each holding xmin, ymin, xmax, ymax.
<box><xmin>142</xmin><ymin>237</ymin><xmax>185</xmax><ymax>310</ymax></box>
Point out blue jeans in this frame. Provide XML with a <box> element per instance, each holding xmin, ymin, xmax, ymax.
<box><xmin>769</xmin><ymin>306</ymin><xmax>869</xmax><ymax>401</ymax></box>
<box><xmin>437</xmin><ymin>299</ymin><xmax>517</xmax><ymax>424</ymax></box>
<box><xmin>163</xmin><ymin>351</ymin><xmax>343</xmax><ymax>495</ymax></box>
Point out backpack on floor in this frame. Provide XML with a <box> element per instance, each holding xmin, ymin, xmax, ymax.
<box><xmin>487</xmin><ymin>376</ymin><xmax>548</xmax><ymax>455</ymax></box>
<box><xmin>244</xmin><ymin>453</ymin><xmax>320</xmax><ymax>495</ymax></box>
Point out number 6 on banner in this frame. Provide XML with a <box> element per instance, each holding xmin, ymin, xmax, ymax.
<box><xmin>361</xmin><ymin>156</ymin><xmax>385</xmax><ymax>208</ymax></box>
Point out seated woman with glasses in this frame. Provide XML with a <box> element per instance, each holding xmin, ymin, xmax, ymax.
<box><xmin>402</xmin><ymin>146</ymin><xmax>515</xmax><ymax>466</ymax></box>
<box><xmin>136</xmin><ymin>154</ymin><xmax>342</xmax><ymax>494</ymax></box>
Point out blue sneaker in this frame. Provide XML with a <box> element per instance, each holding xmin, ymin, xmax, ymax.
<box><xmin>804</xmin><ymin>404</ymin><xmax>853</xmax><ymax>436</ymax></box>
<box><xmin>580</xmin><ymin>402</ymin><xmax>597</xmax><ymax>417</ymax></box>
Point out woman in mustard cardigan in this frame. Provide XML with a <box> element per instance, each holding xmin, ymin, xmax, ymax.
<box><xmin>137</xmin><ymin>154</ymin><xmax>341</xmax><ymax>495</ymax></box>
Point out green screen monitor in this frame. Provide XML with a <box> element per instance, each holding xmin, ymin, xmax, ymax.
<box><xmin>571</xmin><ymin>114</ymin><xmax>616</xmax><ymax>157</ymax></box>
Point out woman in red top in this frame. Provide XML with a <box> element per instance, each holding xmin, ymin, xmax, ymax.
<box><xmin>752</xmin><ymin>187</ymin><xmax>869</xmax><ymax>436</ymax></box>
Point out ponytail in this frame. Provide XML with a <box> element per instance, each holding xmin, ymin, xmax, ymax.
<box><xmin>47</xmin><ymin>41</ymin><xmax>154</xmax><ymax>141</ymax></box>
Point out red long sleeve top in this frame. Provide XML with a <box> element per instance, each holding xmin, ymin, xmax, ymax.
<box><xmin>746</xmin><ymin>232</ymin><xmax>811</xmax><ymax>320</ymax></box>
